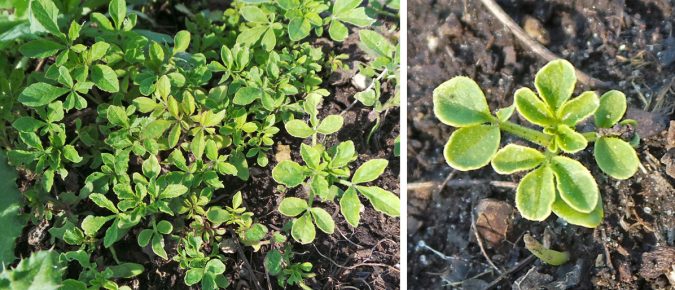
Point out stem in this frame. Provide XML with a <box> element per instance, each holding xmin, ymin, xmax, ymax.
<box><xmin>338</xmin><ymin>179</ymin><xmax>352</xmax><ymax>187</ymax></box>
<box><xmin>498</xmin><ymin>121</ymin><xmax>552</xmax><ymax>147</ymax></box>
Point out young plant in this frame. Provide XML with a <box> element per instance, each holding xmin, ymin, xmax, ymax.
<box><xmin>433</xmin><ymin>59</ymin><xmax>639</xmax><ymax>228</ymax></box>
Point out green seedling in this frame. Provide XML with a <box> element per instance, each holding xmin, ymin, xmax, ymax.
<box><xmin>0</xmin><ymin>250</ymin><xmax>63</xmax><ymax>290</ymax></box>
<box><xmin>433</xmin><ymin>59</ymin><xmax>639</xmax><ymax>228</ymax></box>
<box><xmin>174</xmin><ymin>233</ymin><xmax>229</xmax><ymax>290</ymax></box>
<box><xmin>523</xmin><ymin>234</ymin><xmax>570</xmax><ymax>265</ymax></box>
<box><xmin>58</xmin><ymin>250</ymin><xmax>144</xmax><ymax>290</ymax></box>
<box><xmin>265</xmin><ymin>236</ymin><xmax>316</xmax><ymax>289</ymax></box>
<box><xmin>285</xmin><ymin>93</ymin><xmax>344</xmax><ymax>145</ymax></box>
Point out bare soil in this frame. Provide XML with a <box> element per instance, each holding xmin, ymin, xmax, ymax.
<box><xmin>407</xmin><ymin>0</ymin><xmax>674</xmax><ymax>289</ymax></box>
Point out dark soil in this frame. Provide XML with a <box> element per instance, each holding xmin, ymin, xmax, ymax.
<box><xmin>408</xmin><ymin>0</ymin><xmax>674</xmax><ymax>289</ymax></box>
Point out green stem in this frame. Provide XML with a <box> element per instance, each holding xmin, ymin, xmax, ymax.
<box><xmin>498</xmin><ymin>121</ymin><xmax>552</xmax><ymax>147</ymax></box>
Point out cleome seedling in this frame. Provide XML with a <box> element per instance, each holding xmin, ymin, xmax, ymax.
<box><xmin>433</xmin><ymin>59</ymin><xmax>640</xmax><ymax>228</ymax></box>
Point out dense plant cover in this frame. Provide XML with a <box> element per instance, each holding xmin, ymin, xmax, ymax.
<box><xmin>434</xmin><ymin>59</ymin><xmax>639</xmax><ymax>228</ymax></box>
<box><xmin>0</xmin><ymin>0</ymin><xmax>400</xmax><ymax>288</ymax></box>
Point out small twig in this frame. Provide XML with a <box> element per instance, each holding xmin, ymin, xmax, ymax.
<box><xmin>311</xmin><ymin>245</ymin><xmax>400</xmax><ymax>272</ymax></box>
<box><xmin>34</xmin><ymin>58</ymin><xmax>46</xmax><ymax>72</ymax></box>
<box><xmin>478</xmin><ymin>0</ymin><xmax>610</xmax><ymax>88</ymax></box>
<box><xmin>471</xmin><ymin>209</ymin><xmax>502</xmax><ymax>274</ymax></box>
<box><xmin>408</xmin><ymin>179</ymin><xmax>517</xmax><ymax>191</ymax></box>
<box><xmin>484</xmin><ymin>255</ymin><xmax>536</xmax><ymax>289</ymax></box>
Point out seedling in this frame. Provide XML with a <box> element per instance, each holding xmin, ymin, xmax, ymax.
<box><xmin>523</xmin><ymin>234</ymin><xmax>570</xmax><ymax>265</ymax></box>
<box><xmin>433</xmin><ymin>59</ymin><xmax>639</xmax><ymax>228</ymax></box>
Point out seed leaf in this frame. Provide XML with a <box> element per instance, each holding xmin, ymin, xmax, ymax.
<box><xmin>355</xmin><ymin>185</ymin><xmax>400</xmax><ymax>217</ymax></box>
<box><xmin>491</xmin><ymin>144</ymin><xmax>545</xmax><ymax>174</ymax></box>
<box><xmin>550</xmin><ymin>156</ymin><xmax>598</xmax><ymax>213</ymax></box>
<box><xmin>433</xmin><ymin>77</ymin><xmax>492</xmax><ymax>127</ymax></box>
<box><xmin>515</xmin><ymin>166</ymin><xmax>555</xmax><ymax>221</ymax></box>
<box><xmin>594</xmin><ymin>137</ymin><xmax>638</xmax><ymax>180</ymax></box>
<box><xmin>443</xmin><ymin>124</ymin><xmax>500</xmax><ymax>170</ymax></box>
<box><xmin>534</xmin><ymin>59</ymin><xmax>576</xmax><ymax>110</ymax></box>
<box><xmin>595</xmin><ymin>90</ymin><xmax>626</xmax><ymax>128</ymax></box>
<box><xmin>278</xmin><ymin>197</ymin><xmax>308</xmax><ymax>217</ymax></box>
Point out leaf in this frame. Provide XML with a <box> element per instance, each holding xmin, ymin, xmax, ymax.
<box><xmin>264</xmin><ymin>250</ymin><xmax>283</xmax><ymax>276</ymax></box>
<box><xmin>0</xmin><ymin>150</ymin><xmax>26</xmax><ymax>265</ymax></box>
<box><xmin>595</xmin><ymin>90</ymin><xmax>626</xmax><ymax>128</ymax></box>
<box><xmin>272</xmin><ymin>160</ymin><xmax>305</xmax><ymax>187</ymax></box>
<box><xmin>240</xmin><ymin>6</ymin><xmax>268</xmax><ymax>23</ymax></box>
<box><xmin>261</xmin><ymin>28</ymin><xmax>276</xmax><ymax>51</ymax></box>
<box><xmin>335</xmin><ymin>7</ymin><xmax>374</xmax><ymax>27</ymax></box>
<box><xmin>331</xmin><ymin>140</ymin><xmax>356</xmax><ymax>168</ymax></box>
<box><xmin>31</xmin><ymin>0</ymin><xmax>61</xmax><ymax>35</ymax></box>
<box><xmin>109</xmin><ymin>263</ymin><xmax>145</xmax><ymax>279</ymax></box>
<box><xmin>278</xmin><ymin>197</ymin><xmax>308</xmax><ymax>217</ymax></box>
<box><xmin>107</xmin><ymin>105</ymin><xmax>129</xmax><ymax>127</ymax></box>
<box><xmin>300</xmin><ymin>144</ymin><xmax>321</xmax><ymax>169</ymax></box>
<box><xmin>58</xmin><ymin>66</ymin><xmax>73</xmax><ymax>88</ymax></box>
<box><xmin>328</xmin><ymin>20</ymin><xmax>348</xmax><ymax>41</ymax></box>
<box><xmin>288</xmin><ymin>17</ymin><xmax>311</xmax><ymax>41</ymax></box>
<box><xmin>156</xmin><ymin>75</ymin><xmax>171</xmax><ymax>99</ymax></box>
<box><xmin>12</xmin><ymin>117</ymin><xmax>46</xmax><ymax>132</ymax></box>
<box><xmin>91</xmin><ymin>64</ymin><xmax>119</xmax><ymax>93</ymax></box>
<box><xmin>495</xmin><ymin>103</ymin><xmax>515</xmax><ymax>122</ymax></box>
<box><xmin>89</xmin><ymin>193</ymin><xmax>118</xmax><ymax>214</ymax></box>
<box><xmin>310</xmin><ymin>207</ymin><xmax>335</xmax><ymax>234</ymax></box>
<box><xmin>558</xmin><ymin>91</ymin><xmax>599</xmax><ymax>126</ymax></box>
<box><xmin>358</xmin><ymin>30</ymin><xmax>395</xmax><ymax>58</ymax></box>
<box><xmin>141</xmin><ymin>120</ymin><xmax>172</xmax><ymax>140</ymax></box>
<box><xmin>534</xmin><ymin>59</ymin><xmax>576</xmax><ymax>110</ymax></box>
<box><xmin>355</xmin><ymin>186</ymin><xmax>400</xmax><ymax>216</ymax></box>
<box><xmin>18</xmin><ymin>82</ymin><xmax>69</xmax><ymax>107</ymax></box>
<box><xmin>514</xmin><ymin>87</ymin><xmax>555</xmax><ymax>127</ymax></box>
<box><xmin>291</xmin><ymin>213</ymin><xmax>316</xmax><ymax>244</ymax></box>
<box><xmin>443</xmin><ymin>124</ymin><xmax>500</xmax><ymax>170</ymax></box>
<box><xmin>233</xmin><ymin>86</ymin><xmax>262</xmax><ymax>105</ymax></box>
<box><xmin>206</xmin><ymin>207</ymin><xmax>231</xmax><ymax>225</ymax></box>
<box><xmin>156</xmin><ymin>220</ymin><xmax>173</xmax><ymax>234</ymax></box>
<box><xmin>491</xmin><ymin>144</ymin><xmax>545</xmax><ymax>174</ymax></box>
<box><xmin>0</xmin><ymin>250</ymin><xmax>63</xmax><ymax>290</ymax></box>
<box><xmin>191</xmin><ymin>129</ymin><xmax>206</xmax><ymax>159</ymax></box>
<box><xmin>285</xmin><ymin>120</ymin><xmax>314</xmax><ymax>138</ymax></box>
<box><xmin>317</xmin><ymin>115</ymin><xmax>344</xmax><ymax>134</ymax></box>
<box><xmin>554</xmin><ymin>125</ymin><xmax>587</xmax><ymax>153</ymax></box>
<box><xmin>355</xmin><ymin>88</ymin><xmax>377</xmax><ymax>106</ymax></box>
<box><xmin>19</xmin><ymin>39</ymin><xmax>64</xmax><ymax>58</ymax></box>
<box><xmin>63</xmin><ymin>145</ymin><xmax>83</xmax><ymax>163</ymax></box>
<box><xmin>109</xmin><ymin>0</ymin><xmax>126</xmax><ymax>30</ymax></box>
<box><xmin>515</xmin><ymin>166</ymin><xmax>555</xmax><ymax>221</ymax></box>
<box><xmin>81</xmin><ymin>215</ymin><xmax>113</xmax><ymax>236</ymax></box>
<box><xmin>551</xmin><ymin>194</ymin><xmax>603</xmax><ymax>228</ymax></box>
<box><xmin>550</xmin><ymin>156</ymin><xmax>599</xmax><ymax>213</ymax></box>
<box><xmin>173</xmin><ymin>30</ymin><xmax>190</xmax><ymax>53</ymax></box>
<box><xmin>523</xmin><ymin>234</ymin><xmax>570</xmax><ymax>266</ymax></box>
<box><xmin>243</xmin><ymin>223</ymin><xmax>268</xmax><ymax>244</ymax></box>
<box><xmin>142</xmin><ymin>155</ymin><xmax>160</xmax><ymax>179</ymax></box>
<box><xmin>151</xmin><ymin>234</ymin><xmax>168</xmax><ymax>259</ymax></box>
<box><xmin>340</xmin><ymin>187</ymin><xmax>361</xmax><ymax>227</ymax></box>
<box><xmin>90</xmin><ymin>41</ymin><xmax>110</xmax><ymax>61</ymax></box>
<box><xmin>185</xmin><ymin>268</ymin><xmax>204</xmax><ymax>286</ymax></box>
<box><xmin>160</xmin><ymin>184</ymin><xmax>188</xmax><ymax>199</ymax></box>
<box><xmin>206</xmin><ymin>259</ymin><xmax>226</xmax><ymax>274</ymax></box>
<box><xmin>351</xmin><ymin>159</ymin><xmax>388</xmax><ymax>184</ymax></box>
<box><xmin>594</xmin><ymin>137</ymin><xmax>639</xmax><ymax>180</ymax></box>
<box><xmin>133</xmin><ymin>97</ymin><xmax>158</xmax><ymax>113</ymax></box>
<box><xmin>433</xmin><ymin>76</ymin><xmax>492</xmax><ymax>127</ymax></box>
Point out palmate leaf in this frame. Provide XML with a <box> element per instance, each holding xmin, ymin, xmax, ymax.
<box><xmin>443</xmin><ymin>124</ymin><xmax>500</xmax><ymax>170</ymax></box>
<box><xmin>433</xmin><ymin>76</ymin><xmax>492</xmax><ymax>127</ymax></box>
<box><xmin>594</xmin><ymin>137</ymin><xmax>639</xmax><ymax>180</ymax></box>
<box><xmin>550</xmin><ymin>156</ymin><xmax>598</xmax><ymax>213</ymax></box>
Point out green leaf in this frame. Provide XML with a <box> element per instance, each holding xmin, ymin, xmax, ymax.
<box><xmin>156</xmin><ymin>220</ymin><xmax>173</xmax><ymax>234</ymax></box>
<box><xmin>443</xmin><ymin>124</ymin><xmax>500</xmax><ymax>170</ymax></box>
<box><xmin>0</xmin><ymin>151</ymin><xmax>26</xmax><ymax>265</ymax></box>
<box><xmin>288</xmin><ymin>17</ymin><xmax>311</xmax><ymax>41</ymax></box>
<box><xmin>90</xmin><ymin>41</ymin><xmax>110</xmax><ymax>61</ymax></box>
<box><xmin>81</xmin><ymin>215</ymin><xmax>113</xmax><ymax>236</ymax></box>
<box><xmin>141</xmin><ymin>120</ymin><xmax>172</xmax><ymax>140</ymax></box>
<box><xmin>331</xmin><ymin>140</ymin><xmax>356</xmax><ymax>168</ymax></box>
<box><xmin>278</xmin><ymin>197</ymin><xmax>308</xmax><ymax>217</ymax></box>
<box><xmin>151</xmin><ymin>234</ymin><xmax>168</xmax><ymax>259</ymax></box>
<box><xmin>191</xmin><ymin>129</ymin><xmax>206</xmax><ymax>159</ymax></box>
<box><xmin>91</xmin><ymin>64</ymin><xmax>119</xmax><ymax>93</ymax></box>
<box><xmin>291</xmin><ymin>213</ymin><xmax>316</xmax><ymax>244</ymax></box>
<box><xmin>0</xmin><ymin>250</ymin><xmax>63</xmax><ymax>290</ymax></box>
<box><xmin>89</xmin><ymin>193</ymin><xmax>119</xmax><ymax>213</ymax></box>
<box><xmin>63</xmin><ymin>145</ymin><xmax>83</xmax><ymax>163</ymax></box>
<box><xmin>594</xmin><ymin>137</ymin><xmax>639</xmax><ymax>180</ymax></box>
<box><xmin>310</xmin><ymin>207</ymin><xmax>335</xmax><ymax>234</ymax></box>
<box><xmin>285</xmin><ymin>120</ymin><xmax>314</xmax><ymax>138</ymax></box>
<box><xmin>18</xmin><ymin>82</ymin><xmax>69</xmax><ymax>107</ymax></box>
<box><xmin>515</xmin><ymin>166</ymin><xmax>555</xmax><ymax>221</ymax></box>
<box><xmin>355</xmin><ymin>89</ymin><xmax>376</xmax><ymax>106</ymax></box>
<box><xmin>264</xmin><ymin>250</ymin><xmax>283</xmax><ymax>276</ymax></box>
<box><xmin>491</xmin><ymin>144</ymin><xmax>545</xmax><ymax>174</ymax></box>
<box><xmin>433</xmin><ymin>76</ymin><xmax>492</xmax><ymax>127</ymax></box>
<box><xmin>160</xmin><ymin>184</ymin><xmax>188</xmax><ymax>199</ymax></box>
<box><xmin>358</xmin><ymin>30</ymin><xmax>395</xmax><ymax>58</ymax></box>
<box><xmin>272</xmin><ymin>160</ymin><xmax>305</xmax><ymax>187</ymax></box>
<box><xmin>300</xmin><ymin>143</ymin><xmax>321</xmax><ymax>169</ymax></box>
<box><xmin>514</xmin><ymin>87</ymin><xmax>555</xmax><ymax>127</ymax></box>
<box><xmin>156</xmin><ymin>75</ymin><xmax>171</xmax><ymax>99</ymax></box>
<box><xmin>107</xmin><ymin>105</ymin><xmax>129</xmax><ymax>127</ymax></box>
<box><xmin>185</xmin><ymin>268</ymin><xmax>204</xmax><ymax>286</ymax></box>
<box><xmin>351</xmin><ymin>159</ymin><xmax>388</xmax><ymax>184</ymax></box>
<box><xmin>335</xmin><ymin>7</ymin><xmax>374</xmax><ymax>27</ymax></box>
<box><xmin>595</xmin><ymin>90</ymin><xmax>626</xmax><ymax>128</ymax></box>
<box><xmin>534</xmin><ymin>59</ymin><xmax>576</xmax><ymax>110</ymax></box>
<box><xmin>206</xmin><ymin>259</ymin><xmax>226</xmax><ymax>274</ymax></box>
<box><xmin>523</xmin><ymin>234</ymin><xmax>570</xmax><ymax>266</ymax></box>
<box><xmin>233</xmin><ymin>86</ymin><xmax>262</xmax><ymax>105</ymax></box>
<box><xmin>109</xmin><ymin>0</ymin><xmax>126</xmax><ymax>30</ymax></box>
<box><xmin>206</xmin><ymin>207</ymin><xmax>231</xmax><ymax>224</ymax></box>
<box><xmin>240</xmin><ymin>6</ymin><xmax>268</xmax><ymax>23</ymax></box>
<box><xmin>550</xmin><ymin>156</ymin><xmax>598</xmax><ymax>213</ymax></box>
<box><xmin>554</xmin><ymin>125</ymin><xmax>587</xmax><ymax>153</ymax></box>
<box><xmin>317</xmin><ymin>115</ymin><xmax>344</xmax><ymax>134</ymax></box>
<box><xmin>31</xmin><ymin>0</ymin><xmax>61</xmax><ymax>35</ymax></box>
<box><xmin>552</xmin><ymin>194</ymin><xmax>603</xmax><ymax>228</ymax></box>
<box><xmin>261</xmin><ymin>28</ymin><xmax>276</xmax><ymax>51</ymax></box>
<box><xmin>109</xmin><ymin>263</ymin><xmax>145</xmax><ymax>279</ymax></box>
<box><xmin>133</xmin><ymin>97</ymin><xmax>158</xmax><ymax>113</ymax></box>
<box><xmin>19</xmin><ymin>39</ymin><xmax>64</xmax><ymax>58</ymax></box>
<box><xmin>57</xmin><ymin>66</ymin><xmax>73</xmax><ymax>87</ymax></box>
<box><xmin>340</xmin><ymin>187</ymin><xmax>361</xmax><ymax>227</ymax></box>
<box><xmin>355</xmin><ymin>185</ymin><xmax>400</xmax><ymax>217</ymax></box>
<box><xmin>328</xmin><ymin>20</ymin><xmax>348</xmax><ymax>41</ymax></box>
<box><xmin>495</xmin><ymin>104</ymin><xmax>515</xmax><ymax>122</ymax></box>
<box><xmin>173</xmin><ymin>30</ymin><xmax>190</xmax><ymax>53</ymax></box>
<box><xmin>12</xmin><ymin>117</ymin><xmax>46</xmax><ymax>132</ymax></box>
<box><xmin>558</xmin><ymin>91</ymin><xmax>599</xmax><ymax>126</ymax></box>
<box><xmin>142</xmin><ymin>155</ymin><xmax>160</xmax><ymax>179</ymax></box>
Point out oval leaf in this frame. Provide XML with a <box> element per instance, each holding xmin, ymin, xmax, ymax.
<box><xmin>278</xmin><ymin>197</ymin><xmax>308</xmax><ymax>217</ymax></box>
<box><xmin>272</xmin><ymin>160</ymin><xmax>305</xmax><ymax>187</ymax></box>
<box><xmin>291</xmin><ymin>213</ymin><xmax>315</xmax><ymax>244</ymax></box>
<box><xmin>340</xmin><ymin>187</ymin><xmax>361</xmax><ymax>227</ymax></box>
<box><xmin>285</xmin><ymin>120</ymin><xmax>314</xmax><ymax>138</ymax></box>
<box><xmin>594</xmin><ymin>137</ymin><xmax>639</xmax><ymax>180</ymax></box>
<box><xmin>433</xmin><ymin>76</ymin><xmax>492</xmax><ymax>127</ymax></box>
<box><xmin>351</xmin><ymin>159</ymin><xmax>388</xmax><ymax>184</ymax></box>
<box><xmin>595</xmin><ymin>90</ymin><xmax>626</xmax><ymax>128</ymax></box>
<box><xmin>309</xmin><ymin>207</ymin><xmax>335</xmax><ymax>234</ymax></box>
<box><xmin>491</xmin><ymin>144</ymin><xmax>545</xmax><ymax>174</ymax></box>
<box><xmin>534</xmin><ymin>59</ymin><xmax>576</xmax><ymax>110</ymax></box>
<box><xmin>317</xmin><ymin>115</ymin><xmax>343</xmax><ymax>134</ymax></box>
<box><xmin>554</xmin><ymin>125</ymin><xmax>587</xmax><ymax>153</ymax></box>
<box><xmin>516</xmin><ymin>166</ymin><xmax>555</xmax><ymax>221</ymax></box>
<box><xmin>552</xmin><ymin>194</ymin><xmax>603</xmax><ymax>228</ymax></box>
<box><xmin>550</xmin><ymin>156</ymin><xmax>598</xmax><ymax>213</ymax></box>
<box><xmin>514</xmin><ymin>87</ymin><xmax>555</xmax><ymax>127</ymax></box>
<box><xmin>443</xmin><ymin>125</ymin><xmax>500</xmax><ymax>170</ymax></box>
<box><xmin>558</xmin><ymin>91</ymin><xmax>599</xmax><ymax>126</ymax></box>
<box><xmin>355</xmin><ymin>185</ymin><xmax>400</xmax><ymax>217</ymax></box>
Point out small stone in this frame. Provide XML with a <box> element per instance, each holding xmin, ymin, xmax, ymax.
<box><xmin>427</xmin><ymin>36</ymin><xmax>439</xmax><ymax>52</ymax></box>
<box><xmin>351</xmin><ymin>73</ymin><xmax>368</xmax><ymax>90</ymax></box>
<box><xmin>667</xmin><ymin>120</ymin><xmax>675</xmax><ymax>150</ymax></box>
<box><xmin>644</xmin><ymin>207</ymin><xmax>652</xmax><ymax>214</ymax></box>
<box><xmin>474</xmin><ymin>199</ymin><xmax>514</xmax><ymax>247</ymax></box>
<box><xmin>274</xmin><ymin>144</ymin><xmax>291</xmax><ymax>162</ymax></box>
<box><xmin>523</xmin><ymin>15</ymin><xmax>550</xmax><ymax>45</ymax></box>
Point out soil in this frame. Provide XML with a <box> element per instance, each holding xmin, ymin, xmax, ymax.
<box><xmin>11</xmin><ymin>4</ymin><xmax>400</xmax><ymax>290</ymax></box>
<box><xmin>407</xmin><ymin>0</ymin><xmax>674</xmax><ymax>289</ymax></box>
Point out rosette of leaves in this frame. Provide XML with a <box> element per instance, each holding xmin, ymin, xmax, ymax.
<box><xmin>0</xmin><ymin>250</ymin><xmax>63</xmax><ymax>290</ymax></box>
<box><xmin>205</xmin><ymin>192</ymin><xmax>269</xmax><ymax>250</ymax></box>
<box><xmin>284</xmin><ymin>93</ymin><xmax>344</xmax><ymax>144</ymax></box>
<box><xmin>433</xmin><ymin>59</ymin><xmax>639</xmax><ymax>228</ymax></box>
<box><xmin>272</xmin><ymin>141</ymin><xmax>400</xmax><ymax>244</ymax></box>
<box><xmin>173</xmin><ymin>233</ymin><xmax>229</xmax><ymax>289</ymax></box>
